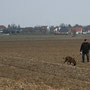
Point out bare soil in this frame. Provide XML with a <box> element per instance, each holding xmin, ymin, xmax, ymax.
<box><xmin>0</xmin><ymin>36</ymin><xmax>90</xmax><ymax>90</ymax></box>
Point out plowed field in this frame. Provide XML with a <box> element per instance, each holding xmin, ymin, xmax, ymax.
<box><xmin>0</xmin><ymin>35</ymin><xmax>90</xmax><ymax>90</ymax></box>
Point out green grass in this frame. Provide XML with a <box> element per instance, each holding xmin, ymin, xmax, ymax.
<box><xmin>0</xmin><ymin>35</ymin><xmax>42</xmax><ymax>40</ymax></box>
<box><xmin>0</xmin><ymin>34</ymin><xmax>90</xmax><ymax>41</ymax></box>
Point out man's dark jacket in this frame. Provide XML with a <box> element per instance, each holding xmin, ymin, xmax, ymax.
<box><xmin>80</xmin><ymin>42</ymin><xmax>90</xmax><ymax>53</ymax></box>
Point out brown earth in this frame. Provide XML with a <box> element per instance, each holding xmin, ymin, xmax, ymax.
<box><xmin>0</xmin><ymin>35</ymin><xmax>90</xmax><ymax>90</ymax></box>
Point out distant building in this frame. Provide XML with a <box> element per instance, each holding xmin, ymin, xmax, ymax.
<box><xmin>85</xmin><ymin>25</ymin><xmax>90</xmax><ymax>34</ymax></box>
<box><xmin>87</xmin><ymin>30</ymin><xmax>90</xmax><ymax>34</ymax></box>
<box><xmin>71</xmin><ymin>27</ymin><xmax>82</xmax><ymax>34</ymax></box>
<box><xmin>0</xmin><ymin>25</ymin><xmax>6</xmax><ymax>32</ymax></box>
<box><xmin>83</xmin><ymin>32</ymin><xmax>87</xmax><ymax>34</ymax></box>
<box><xmin>59</xmin><ymin>26</ymin><xmax>69</xmax><ymax>34</ymax></box>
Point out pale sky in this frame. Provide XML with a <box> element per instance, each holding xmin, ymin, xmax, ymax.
<box><xmin>0</xmin><ymin>0</ymin><xmax>90</xmax><ymax>27</ymax></box>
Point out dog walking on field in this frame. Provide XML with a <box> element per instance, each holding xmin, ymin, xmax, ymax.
<box><xmin>64</xmin><ymin>56</ymin><xmax>76</xmax><ymax>66</ymax></box>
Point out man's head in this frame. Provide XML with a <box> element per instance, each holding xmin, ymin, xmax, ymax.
<box><xmin>84</xmin><ymin>39</ymin><xmax>88</xmax><ymax>42</ymax></box>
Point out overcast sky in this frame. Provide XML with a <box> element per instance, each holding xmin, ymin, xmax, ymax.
<box><xmin>0</xmin><ymin>0</ymin><xmax>90</xmax><ymax>27</ymax></box>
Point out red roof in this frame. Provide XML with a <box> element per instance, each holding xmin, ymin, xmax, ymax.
<box><xmin>72</xmin><ymin>27</ymin><xmax>82</xmax><ymax>32</ymax></box>
<box><xmin>0</xmin><ymin>25</ymin><xmax>6</xmax><ymax>29</ymax></box>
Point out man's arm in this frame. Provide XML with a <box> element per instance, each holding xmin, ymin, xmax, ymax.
<box><xmin>89</xmin><ymin>43</ymin><xmax>90</xmax><ymax>50</ymax></box>
<box><xmin>80</xmin><ymin>43</ymin><xmax>83</xmax><ymax>52</ymax></box>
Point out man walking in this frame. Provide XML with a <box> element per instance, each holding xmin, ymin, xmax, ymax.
<box><xmin>80</xmin><ymin>39</ymin><xmax>90</xmax><ymax>63</ymax></box>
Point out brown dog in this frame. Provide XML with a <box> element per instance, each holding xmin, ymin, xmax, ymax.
<box><xmin>64</xmin><ymin>56</ymin><xmax>76</xmax><ymax>66</ymax></box>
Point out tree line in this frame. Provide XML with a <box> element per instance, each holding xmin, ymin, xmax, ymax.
<box><xmin>2</xmin><ymin>23</ymin><xmax>90</xmax><ymax>35</ymax></box>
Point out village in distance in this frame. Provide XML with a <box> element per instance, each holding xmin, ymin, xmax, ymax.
<box><xmin>0</xmin><ymin>23</ymin><xmax>90</xmax><ymax>36</ymax></box>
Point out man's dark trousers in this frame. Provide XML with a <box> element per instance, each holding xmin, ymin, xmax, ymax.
<box><xmin>82</xmin><ymin>52</ymin><xmax>89</xmax><ymax>63</ymax></box>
